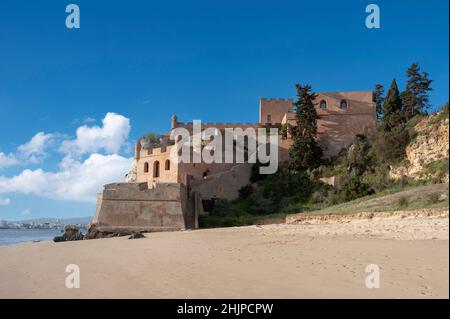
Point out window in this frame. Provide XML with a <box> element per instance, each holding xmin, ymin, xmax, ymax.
<box><xmin>144</xmin><ymin>162</ymin><xmax>149</xmax><ymax>173</ymax></box>
<box><xmin>153</xmin><ymin>161</ymin><xmax>160</xmax><ymax>178</ymax></box>
<box><xmin>267</xmin><ymin>114</ymin><xmax>271</xmax><ymax>123</ymax></box>
<box><xmin>165</xmin><ymin>159</ymin><xmax>170</xmax><ymax>171</ymax></box>
<box><xmin>319</xmin><ymin>100</ymin><xmax>327</xmax><ymax>109</ymax></box>
<box><xmin>340</xmin><ymin>100</ymin><xmax>348</xmax><ymax>109</ymax></box>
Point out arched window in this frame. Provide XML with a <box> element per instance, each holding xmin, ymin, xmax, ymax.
<box><xmin>165</xmin><ymin>159</ymin><xmax>170</xmax><ymax>171</ymax></box>
<box><xmin>267</xmin><ymin>114</ymin><xmax>272</xmax><ymax>123</ymax></box>
<box><xmin>144</xmin><ymin>162</ymin><xmax>149</xmax><ymax>173</ymax></box>
<box><xmin>153</xmin><ymin>161</ymin><xmax>160</xmax><ymax>178</ymax></box>
<box><xmin>319</xmin><ymin>100</ymin><xmax>327</xmax><ymax>109</ymax></box>
<box><xmin>340</xmin><ymin>99</ymin><xmax>348</xmax><ymax>109</ymax></box>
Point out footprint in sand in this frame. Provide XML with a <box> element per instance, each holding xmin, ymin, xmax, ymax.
<box><xmin>419</xmin><ymin>285</ymin><xmax>433</xmax><ymax>297</ymax></box>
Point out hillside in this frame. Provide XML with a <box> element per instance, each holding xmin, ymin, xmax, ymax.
<box><xmin>390</xmin><ymin>109</ymin><xmax>449</xmax><ymax>183</ymax></box>
<box><xmin>294</xmin><ymin>182</ymin><xmax>448</xmax><ymax>218</ymax></box>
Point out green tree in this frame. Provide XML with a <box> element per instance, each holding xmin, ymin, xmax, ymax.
<box><xmin>373</xmin><ymin>84</ymin><xmax>385</xmax><ymax>121</ymax></box>
<box><xmin>402</xmin><ymin>63</ymin><xmax>433</xmax><ymax>118</ymax></box>
<box><xmin>288</xmin><ymin>84</ymin><xmax>323</xmax><ymax>171</ymax></box>
<box><xmin>140</xmin><ymin>132</ymin><xmax>163</xmax><ymax>148</ymax></box>
<box><xmin>381</xmin><ymin>79</ymin><xmax>404</xmax><ymax>131</ymax></box>
<box><xmin>347</xmin><ymin>134</ymin><xmax>371</xmax><ymax>176</ymax></box>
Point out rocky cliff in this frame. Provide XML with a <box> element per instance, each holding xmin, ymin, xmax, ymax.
<box><xmin>390</xmin><ymin>110</ymin><xmax>449</xmax><ymax>182</ymax></box>
<box><xmin>124</xmin><ymin>160</ymin><xmax>138</xmax><ymax>182</ymax></box>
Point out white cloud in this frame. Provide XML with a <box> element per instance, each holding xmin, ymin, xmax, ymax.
<box><xmin>0</xmin><ymin>132</ymin><xmax>54</xmax><ymax>168</ymax></box>
<box><xmin>17</xmin><ymin>132</ymin><xmax>54</xmax><ymax>163</ymax></box>
<box><xmin>20</xmin><ymin>208</ymin><xmax>30</xmax><ymax>216</ymax></box>
<box><xmin>0</xmin><ymin>112</ymin><xmax>133</xmax><ymax>203</ymax></box>
<box><xmin>0</xmin><ymin>197</ymin><xmax>11</xmax><ymax>206</ymax></box>
<box><xmin>0</xmin><ymin>152</ymin><xmax>18</xmax><ymax>169</ymax></box>
<box><xmin>0</xmin><ymin>154</ymin><xmax>133</xmax><ymax>203</ymax></box>
<box><xmin>60</xmin><ymin>112</ymin><xmax>131</xmax><ymax>156</ymax></box>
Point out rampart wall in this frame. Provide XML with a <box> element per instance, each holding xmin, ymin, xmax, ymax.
<box><xmin>93</xmin><ymin>182</ymin><xmax>197</xmax><ymax>232</ymax></box>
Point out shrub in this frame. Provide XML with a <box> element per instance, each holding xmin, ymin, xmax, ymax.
<box><xmin>397</xmin><ymin>195</ymin><xmax>408</xmax><ymax>207</ymax></box>
<box><xmin>310</xmin><ymin>186</ymin><xmax>333</xmax><ymax>204</ymax></box>
<box><xmin>250</xmin><ymin>162</ymin><xmax>268</xmax><ymax>183</ymax></box>
<box><xmin>440</xmin><ymin>102</ymin><xmax>449</xmax><ymax>118</ymax></box>
<box><xmin>210</xmin><ymin>199</ymin><xmax>235</xmax><ymax>216</ymax></box>
<box><xmin>427</xmin><ymin>192</ymin><xmax>440</xmax><ymax>204</ymax></box>
<box><xmin>362</xmin><ymin>165</ymin><xmax>394</xmax><ymax>193</ymax></box>
<box><xmin>373</xmin><ymin>124</ymin><xmax>411</xmax><ymax>164</ymax></box>
<box><xmin>238</xmin><ymin>185</ymin><xmax>253</xmax><ymax>199</ymax></box>
<box><xmin>337</xmin><ymin>176</ymin><xmax>373</xmax><ymax>202</ymax></box>
<box><xmin>431</xmin><ymin>102</ymin><xmax>449</xmax><ymax>124</ymax></box>
<box><xmin>424</xmin><ymin>158</ymin><xmax>449</xmax><ymax>182</ymax></box>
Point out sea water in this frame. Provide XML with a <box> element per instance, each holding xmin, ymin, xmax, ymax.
<box><xmin>0</xmin><ymin>228</ymin><xmax>65</xmax><ymax>246</ymax></box>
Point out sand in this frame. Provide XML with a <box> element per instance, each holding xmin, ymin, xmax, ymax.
<box><xmin>0</xmin><ymin>213</ymin><xmax>448</xmax><ymax>298</ymax></box>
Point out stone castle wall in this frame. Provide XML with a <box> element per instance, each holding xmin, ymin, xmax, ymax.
<box><xmin>135</xmin><ymin>144</ymin><xmax>179</xmax><ymax>184</ymax></box>
<box><xmin>189</xmin><ymin>163</ymin><xmax>253</xmax><ymax>201</ymax></box>
<box><xmin>93</xmin><ymin>182</ymin><xmax>197</xmax><ymax>232</ymax></box>
<box><xmin>259</xmin><ymin>98</ymin><xmax>293</xmax><ymax>124</ymax></box>
<box><xmin>280</xmin><ymin>91</ymin><xmax>376</xmax><ymax>157</ymax></box>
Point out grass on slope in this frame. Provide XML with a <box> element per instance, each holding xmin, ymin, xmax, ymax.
<box><xmin>199</xmin><ymin>183</ymin><xmax>449</xmax><ymax>228</ymax></box>
<box><xmin>301</xmin><ymin>182</ymin><xmax>449</xmax><ymax>216</ymax></box>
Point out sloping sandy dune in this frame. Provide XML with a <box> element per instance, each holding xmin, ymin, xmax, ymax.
<box><xmin>0</xmin><ymin>212</ymin><xmax>448</xmax><ymax>298</ymax></box>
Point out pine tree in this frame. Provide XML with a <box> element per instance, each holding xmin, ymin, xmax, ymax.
<box><xmin>375</xmin><ymin>80</ymin><xmax>410</xmax><ymax>163</ymax></box>
<box><xmin>288</xmin><ymin>84</ymin><xmax>323</xmax><ymax>171</ymax></box>
<box><xmin>381</xmin><ymin>79</ymin><xmax>403</xmax><ymax>131</ymax></box>
<box><xmin>402</xmin><ymin>63</ymin><xmax>433</xmax><ymax>118</ymax></box>
<box><xmin>373</xmin><ymin>84</ymin><xmax>384</xmax><ymax>121</ymax></box>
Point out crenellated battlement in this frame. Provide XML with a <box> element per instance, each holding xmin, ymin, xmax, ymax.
<box><xmin>174</xmin><ymin>121</ymin><xmax>261</xmax><ymax>130</ymax></box>
<box><xmin>260</xmin><ymin>97</ymin><xmax>294</xmax><ymax>103</ymax></box>
<box><xmin>173</xmin><ymin>122</ymin><xmax>284</xmax><ymax>132</ymax></box>
<box><xmin>137</xmin><ymin>143</ymin><xmax>175</xmax><ymax>157</ymax></box>
<box><xmin>145</xmin><ymin>145</ymin><xmax>168</xmax><ymax>155</ymax></box>
<box><xmin>259</xmin><ymin>97</ymin><xmax>294</xmax><ymax>124</ymax></box>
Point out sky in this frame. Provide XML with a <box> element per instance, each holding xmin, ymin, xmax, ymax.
<box><xmin>0</xmin><ymin>0</ymin><xmax>448</xmax><ymax>221</ymax></box>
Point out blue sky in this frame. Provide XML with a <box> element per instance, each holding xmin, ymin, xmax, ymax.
<box><xmin>0</xmin><ymin>0</ymin><xmax>448</xmax><ymax>220</ymax></box>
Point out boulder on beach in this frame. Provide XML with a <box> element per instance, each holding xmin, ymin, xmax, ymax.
<box><xmin>84</xmin><ymin>223</ymin><xmax>101</xmax><ymax>240</ymax></box>
<box><xmin>84</xmin><ymin>223</ymin><xmax>133</xmax><ymax>240</ymax></box>
<box><xmin>128</xmin><ymin>232</ymin><xmax>145</xmax><ymax>239</ymax></box>
<box><xmin>53</xmin><ymin>225</ymin><xmax>84</xmax><ymax>242</ymax></box>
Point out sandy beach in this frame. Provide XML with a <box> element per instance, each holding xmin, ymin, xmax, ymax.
<box><xmin>0</xmin><ymin>212</ymin><xmax>448</xmax><ymax>299</ymax></box>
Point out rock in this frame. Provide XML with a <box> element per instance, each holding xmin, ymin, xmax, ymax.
<box><xmin>53</xmin><ymin>225</ymin><xmax>84</xmax><ymax>242</ymax></box>
<box><xmin>389</xmin><ymin>113</ymin><xmax>449</xmax><ymax>182</ymax></box>
<box><xmin>117</xmin><ymin>231</ymin><xmax>133</xmax><ymax>237</ymax></box>
<box><xmin>84</xmin><ymin>223</ymin><xmax>134</xmax><ymax>240</ymax></box>
<box><xmin>124</xmin><ymin>160</ymin><xmax>138</xmax><ymax>182</ymax></box>
<box><xmin>53</xmin><ymin>236</ymin><xmax>66</xmax><ymax>242</ymax></box>
<box><xmin>128</xmin><ymin>232</ymin><xmax>145</xmax><ymax>239</ymax></box>
<box><xmin>84</xmin><ymin>223</ymin><xmax>102</xmax><ymax>240</ymax></box>
<box><xmin>64</xmin><ymin>225</ymin><xmax>84</xmax><ymax>241</ymax></box>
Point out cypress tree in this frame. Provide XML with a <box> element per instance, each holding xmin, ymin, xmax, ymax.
<box><xmin>402</xmin><ymin>63</ymin><xmax>433</xmax><ymax>118</ymax></box>
<box><xmin>381</xmin><ymin>79</ymin><xmax>403</xmax><ymax>131</ymax></box>
<box><xmin>373</xmin><ymin>84</ymin><xmax>385</xmax><ymax>121</ymax></box>
<box><xmin>288</xmin><ymin>84</ymin><xmax>323</xmax><ymax>171</ymax></box>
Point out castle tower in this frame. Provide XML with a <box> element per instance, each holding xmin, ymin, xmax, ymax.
<box><xmin>134</xmin><ymin>142</ymin><xmax>141</xmax><ymax>160</ymax></box>
<box><xmin>171</xmin><ymin>115</ymin><xmax>178</xmax><ymax>129</ymax></box>
<box><xmin>259</xmin><ymin>98</ymin><xmax>294</xmax><ymax>125</ymax></box>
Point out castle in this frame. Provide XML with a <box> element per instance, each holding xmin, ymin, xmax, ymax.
<box><xmin>92</xmin><ymin>91</ymin><xmax>376</xmax><ymax>233</ymax></box>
